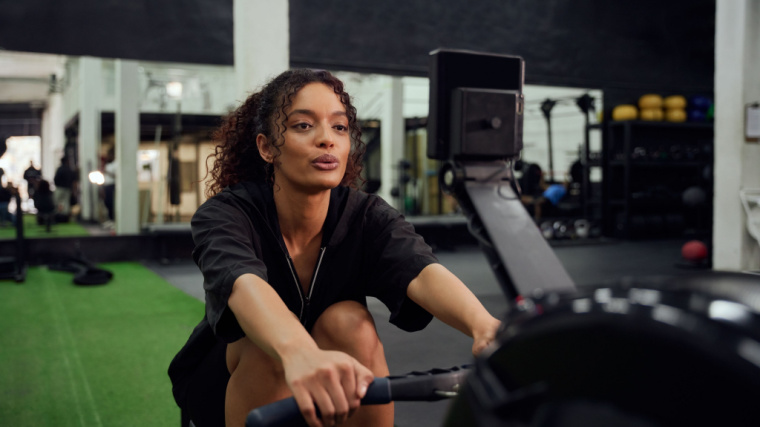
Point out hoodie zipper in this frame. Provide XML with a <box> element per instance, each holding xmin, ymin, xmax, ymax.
<box><xmin>284</xmin><ymin>255</ymin><xmax>306</xmax><ymax>321</ymax></box>
<box><xmin>227</xmin><ymin>187</ymin><xmax>331</xmax><ymax>325</ymax></box>
<box><xmin>285</xmin><ymin>247</ymin><xmax>327</xmax><ymax>324</ymax></box>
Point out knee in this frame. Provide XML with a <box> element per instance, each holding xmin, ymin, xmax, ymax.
<box><xmin>312</xmin><ymin>301</ymin><xmax>382</xmax><ymax>362</ymax></box>
<box><xmin>226</xmin><ymin>337</ymin><xmax>284</xmax><ymax>378</ymax></box>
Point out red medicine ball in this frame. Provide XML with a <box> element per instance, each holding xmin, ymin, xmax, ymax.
<box><xmin>682</xmin><ymin>240</ymin><xmax>708</xmax><ymax>262</ymax></box>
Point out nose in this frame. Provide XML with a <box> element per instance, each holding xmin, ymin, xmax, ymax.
<box><xmin>316</xmin><ymin>123</ymin><xmax>335</xmax><ymax>148</ymax></box>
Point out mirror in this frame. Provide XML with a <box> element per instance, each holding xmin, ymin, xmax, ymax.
<box><xmin>0</xmin><ymin>49</ymin><xmax>603</xmax><ymax>241</ymax></box>
<box><xmin>333</xmin><ymin>70</ymin><xmax>604</xmax><ymax>227</ymax></box>
<box><xmin>0</xmin><ymin>50</ymin><xmax>61</xmax><ymax>240</ymax></box>
<box><xmin>0</xmin><ymin>50</ymin><xmax>237</xmax><ymax>239</ymax></box>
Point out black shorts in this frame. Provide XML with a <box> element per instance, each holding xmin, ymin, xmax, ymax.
<box><xmin>178</xmin><ymin>338</ymin><xmax>230</xmax><ymax>427</ymax></box>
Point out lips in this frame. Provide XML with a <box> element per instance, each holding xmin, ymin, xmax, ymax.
<box><xmin>312</xmin><ymin>154</ymin><xmax>340</xmax><ymax>170</ymax></box>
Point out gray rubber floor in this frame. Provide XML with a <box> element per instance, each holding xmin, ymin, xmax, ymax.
<box><xmin>146</xmin><ymin>237</ymin><xmax>696</xmax><ymax>426</ymax></box>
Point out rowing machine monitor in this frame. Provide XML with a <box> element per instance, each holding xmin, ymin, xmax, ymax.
<box><xmin>427</xmin><ymin>48</ymin><xmax>576</xmax><ymax>301</ymax></box>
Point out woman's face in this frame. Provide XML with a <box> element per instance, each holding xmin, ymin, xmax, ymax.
<box><xmin>259</xmin><ymin>82</ymin><xmax>351</xmax><ymax>194</ymax></box>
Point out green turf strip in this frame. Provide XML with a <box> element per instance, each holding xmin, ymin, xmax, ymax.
<box><xmin>0</xmin><ymin>214</ymin><xmax>91</xmax><ymax>240</ymax></box>
<box><xmin>0</xmin><ymin>262</ymin><xmax>204</xmax><ymax>426</ymax></box>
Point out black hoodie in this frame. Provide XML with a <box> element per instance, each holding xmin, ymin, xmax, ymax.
<box><xmin>169</xmin><ymin>181</ymin><xmax>437</xmax><ymax>407</ymax></box>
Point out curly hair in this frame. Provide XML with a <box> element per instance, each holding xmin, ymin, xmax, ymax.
<box><xmin>205</xmin><ymin>69</ymin><xmax>365</xmax><ymax>197</ymax></box>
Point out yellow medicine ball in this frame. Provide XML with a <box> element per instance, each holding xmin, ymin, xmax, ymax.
<box><xmin>663</xmin><ymin>95</ymin><xmax>687</xmax><ymax>110</ymax></box>
<box><xmin>612</xmin><ymin>105</ymin><xmax>638</xmax><ymax>121</ymax></box>
<box><xmin>640</xmin><ymin>108</ymin><xmax>664</xmax><ymax>121</ymax></box>
<box><xmin>665</xmin><ymin>108</ymin><xmax>687</xmax><ymax>122</ymax></box>
<box><xmin>639</xmin><ymin>94</ymin><xmax>663</xmax><ymax>109</ymax></box>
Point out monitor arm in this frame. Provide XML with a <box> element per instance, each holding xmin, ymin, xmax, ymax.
<box><xmin>439</xmin><ymin>161</ymin><xmax>576</xmax><ymax>302</ymax></box>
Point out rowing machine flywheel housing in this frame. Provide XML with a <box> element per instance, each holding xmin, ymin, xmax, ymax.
<box><xmin>445</xmin><ymin>272</ymin><xmax>760</xmax><ymax>426</ymax></box>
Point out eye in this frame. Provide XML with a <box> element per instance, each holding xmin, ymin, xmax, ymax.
<box><xmin>334</xmin><ymin>124</ymin><xmax>348</xmax><ymax>132</ymax></box>
<box><xmin>293</xmin><ymin>122</ymin><xmax>312</xmax><ymax>130</ymax></box>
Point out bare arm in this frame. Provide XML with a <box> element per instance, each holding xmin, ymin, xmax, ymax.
<box><xmin>228</xmin><ymin>273</ymin><xmax>374</xmax><ymax>427</ymax></box>
<box><xmin>406</xmin><ymin>264</ymin><xmax>501</xmax><ymax>355</ymax></box>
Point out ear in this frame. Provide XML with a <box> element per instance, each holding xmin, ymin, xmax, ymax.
<box><xmin>256</xmin><ymin>134</ymin><xmax>274</xmax><ymax>163</ymax></box>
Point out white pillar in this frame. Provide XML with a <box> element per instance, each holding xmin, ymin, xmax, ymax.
<box><xmin>379</xmin><ymin>77</ymin><xmax>405</xmax><ymax>208</ymax></box>
<box><xmin>234</xmin><ymin>0</ymin><xmax>289</xmax><ymax>98</ymax></box>
<box><xmin>713</xmin><ymin>0</ymin><xmax>760</xmax><ymax>270</ymax></box>
<box><xmin>115</xmin><ymin>59</ymin><xmax>140</xmax><ymax>235</ymax></box>
<box><xmin>41</xmin><ymin>92</ymin><xmax>64</xmax><ymax>180</ymax></box>
<box><xmin>78</xmin><ymin>56</ymin><xmax>102</xmax><ymax>221</ymax></box>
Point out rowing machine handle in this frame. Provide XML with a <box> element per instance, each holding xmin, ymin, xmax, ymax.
<box><xmin>245</xmin><ymin>377</ymin><xmax>391</xmax><ymax>427</ymax></box>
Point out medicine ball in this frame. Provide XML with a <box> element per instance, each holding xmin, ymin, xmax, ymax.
<box><xmin>690</xmin><ymin>95</ymin><xmax>712</xmax><ymax>111</ymax></box>
<box><xmin>638</xmin><ymin>94</ymin><xmax>663</xmax><ymax>109</ymax></box>
<box><xmin>688</xmin><ymin>108</ymin><xmax>706</xmax><ymax>122</ymax></box>
<box><xmin>663</xmin><ymin>95</ymin><xmax>687</xmax><ymax>109</ymax></box>
<box><xmin>665</xmin><ymin>108</ymin><xmax>687</xmax><ymax>123</ymax></box>
<box><xmin>574</xmin><ymin>219</ymin><xmax>590</xmax><ymax>238</ymax></box>
<box><xmin>639</xmin><ymin>108</ymin><xmax>663</xmax><ymax>121</ymax></box>
<box><xmin>612</xmin><ymin>105</ymin><xmax>637</xmax><ymax>121</ymax></box>
<box><xmin>682</xmin><ymin>240</ymin><xmax>708</xmax><ymax>262</ymax></box>
<box><xmin>682</xmin><ymin>186</ymin><xmax>707</xmax><ymax>207</ymax></box>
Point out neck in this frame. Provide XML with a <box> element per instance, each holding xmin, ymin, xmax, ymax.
<box><xmin>273</xmin><ymin>184</ymin><xmax>330</xmax><ymax>248</ymax></box>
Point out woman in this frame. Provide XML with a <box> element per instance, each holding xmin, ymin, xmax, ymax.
<box><xmin>169</xmin><ymin>69</ymin><xmax>501</xmax><ymax>427</ymax></box>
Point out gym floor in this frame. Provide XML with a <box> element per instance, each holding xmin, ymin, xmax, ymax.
<box><xmin>145</xmin><ymin>237</ymin><xmax>697</xmax><ymax>427</ymax></box>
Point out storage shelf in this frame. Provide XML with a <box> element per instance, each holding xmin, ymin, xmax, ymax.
<box><xmin>608</xmin><ymin>160</ymin><xmax>707</xmax><ymax>167</ymax></box>
<box><xmin>602</xmin><ymin>121</ymin><xmax>713</xmax><ymax>238</ymax></box>
<box><xmin>609</xmin><ymin>198</ymin><xmax>686</xmax><ymax>207</ymax></box>
<box><xmin>607</xmin><ymin>120</ymin><xmax>714</xmax><ymax>130</ymax></box>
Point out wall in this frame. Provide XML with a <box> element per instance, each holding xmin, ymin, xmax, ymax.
<box><xmin>290</xmin><ymin>0</ymin><xmax>714</xmax><ymax>93</ymax></box>
<box><xmin>0</xmin><ymin>0</ymin><xmax>233</xmax><ymax>65</ymax></box>
<box><xmin>713</xmin><ymin>0</ymin><xmax>760</xmax><ymax>270</ymax></box>
<box><xmin>2</xmin><ymin>1</ymin><xmax>714</xmax><ymax>96</ymax></box>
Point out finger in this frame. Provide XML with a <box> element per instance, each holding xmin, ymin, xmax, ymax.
<box><xmin>472</xmin><ymin>338</ymin><xmax>491</xmax><ymax>356</ymax></box>
<box><xmin>354</xmin><ymin>360</ymin><xmax>375</xmax><ymax>399</ymax></box>
<box><xmin>338</xmin><ymin>363</ymin><xmax>360</xmax><ymax>412</ymax></box>
<box><xmin>472</xmin><ymin>342</ymin><xmax>485</xmax><ymax>356</ymax></box>
<box><xmin>292</xmin><ymin>389</ymin><xmax>322</xmax><ymax>427</ymax></box>
<box><xmin>310</xmin><ymin>381</ymin><xmax>341</xmax><ymax>427</ymax></box>
<box><xmin>323</xmin><ymin>370</ymin><xmax>350</xmax><ymax>425</ymax></box>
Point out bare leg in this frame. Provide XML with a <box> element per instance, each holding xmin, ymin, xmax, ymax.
<box><xmin>224</xmin><ymin>302</ymin><xmax>392</xmax><ymax>427</ymax></box>
<box><xmin>311</xmin><ymin>301</ymin><xmax>393</xmax><ymax>427</ymax></box>
<box><xmin>224</xmin><ymin>336</ymin><xmax>292</xmax><ymax>427</ymax></box>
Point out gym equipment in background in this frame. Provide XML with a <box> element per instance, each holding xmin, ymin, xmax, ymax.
<box><xmin>611</xmin><ymin>104</ymin><xmax>637</xmax><ymax>121</ymax></box>
<box><xmin>639</xmin><ymin>108</ymin><xmax>663</xmax><ymax>121</ymax></box>
<box><xmin>540</xmin><ymin>98</ymin><xmax>557</xmax><ymax>182</ymax></box>
<box><xmin>687</xmin><ymin>95</ymin><xmax>713</xmax><ymax>123</ymax></box>
<box><xmin>663</xmin><ymin>95</ymin><xmax>687</xmax><ymax>109</ymax></box>
<box><xmin>48</xmin><ymin>255</ymin><xmax>113</xmax><ymax>285</ymax></box>
<box><xmin>665</xmin><ymin>107</ymin><xmax>687</xmax><ymax>122</ymax></box>
<box><xmin>603</xmin><ymin>120</ymin><xmax>714</xmax><ymax>238</ymax></box>
<box><xmin>681</xmin><ymin>239</ymin><xmax>709</xmax><ymax>263</ymax></box>
<box><xmin>638</xmin><ymin>94</ymin><xmax>664</xmax><ymax>121</ymax></box>
<box><xmin>0</xmin><ymin>192</ymin><xmax>27</xmax><ymax>282</ymax></box>
<box><xmin>638</xmin><ymin>94</ymin><xmax>663</xmax><ymax>110</ymax></box>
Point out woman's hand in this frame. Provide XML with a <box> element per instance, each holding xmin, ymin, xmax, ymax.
<box><xmin>228</xmin><ymin>276</ymin><xmax>375</xmax><ymax>427</ymax></box>
<box><xmin>282</xmin><ymin>348</ymin><xmax>375</xmax><ymax>427</ymax></box>
<box><xmin>407</xmin><ymin>264</ymin><xmax>502</xmax><ymax>356</ymax></box>
<box><xmin>471</xmin><ymin>316</ymin><xmax>501</xmax><ymax>356</ymax></box>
